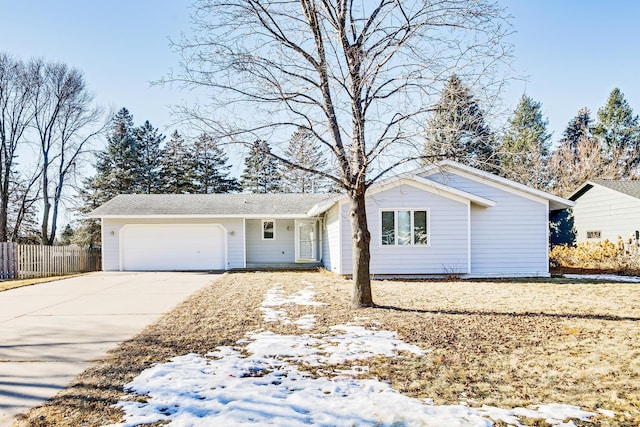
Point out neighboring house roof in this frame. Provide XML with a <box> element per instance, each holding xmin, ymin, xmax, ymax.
<box><xmin>89</xmin><ymin>193</ymin><xmax>334</xmax><ymax>218</ymax></box>
<box><xmin>570</xmin><ymin>179</ymin><xmax>640</xmax><ymax>201</ymax></box>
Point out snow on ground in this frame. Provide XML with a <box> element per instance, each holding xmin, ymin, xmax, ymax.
<box><xmin>259</xmin><ymin>282</ymin><xmax>326</xmax><ymax>329</ymax></box>
<box><xmin>108</xmin><ymin>282</ymin><xmax>601</xmax><ymax>427</ymax></box>
<box><xmin>564</xmin><ymin>274</ymin><xmax>640</xmax><ymax>283</ymax></box>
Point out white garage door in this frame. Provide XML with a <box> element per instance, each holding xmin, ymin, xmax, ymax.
<box><xmin>121</xmin><ymin>224</ymin><xmax>226</xmax><ymax>271</ymax></box>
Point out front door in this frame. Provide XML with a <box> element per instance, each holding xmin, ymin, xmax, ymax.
<box><xmin>296</xmin><ymin>221</ymin><xmax>316</xmax><ymax>261</ymax></box>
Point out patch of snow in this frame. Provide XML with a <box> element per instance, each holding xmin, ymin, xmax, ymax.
<box><xmin>598</xmin><ymin>408</ymin><xmax>616</xmax><ymax>417</ymax></box>
<box><xmin>292</xmin><ymin>314</ymin><xmax>316</xmax><ymax>330</ymax></box>
<box><xmin>479</xmin><ymin>404</ymin><xmax>595</xmax><ymax>427</ymax></box>
<box><xmin>259</xmin><ymin>282</ymin><xmax>325</xmax><ymax>329</ymax></box>
<box><xmin>564</xmin><ymin>274</ymin><xmax>640</xmax><ymax>283</ymax></box>
<box><xmin>261</xmin><ymin>283</ymin><xmax>326</xmax><ymax>307</ymax></box>
<box><xmin>109</xmin><ymin>350</ymin><xmax>498</xmax><ymax>427</ymax></box>
<box><xmin>260</xmin><ymin>307</ymin><xmax>290</xmax><ymax>324</ymax></box>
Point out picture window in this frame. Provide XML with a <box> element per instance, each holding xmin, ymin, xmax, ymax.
<box><xmin>381</xmin><ymin>210</ymin><xmax>428</xmax><ymax>246</ymax></box>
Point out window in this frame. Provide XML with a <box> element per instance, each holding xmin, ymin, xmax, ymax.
<box><xmin>262</xmin><ymin>220</ymin><xmax>275</xmax><ymax>239</ymax></box>
<box><xmin>586</xmin><ymin>230</ymin><xmax>601</xmax><ymax>239</ymax></box>
<box><xmin>381</xmin><ymin>210</ymin><xmax>428</xmax><ymax>246</ymax></box>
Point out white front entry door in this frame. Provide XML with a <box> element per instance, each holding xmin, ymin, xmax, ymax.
<box><xmin>295</xmin><ymin>221</ymin><xmax>316</xmax><ymax>261</ymax></box>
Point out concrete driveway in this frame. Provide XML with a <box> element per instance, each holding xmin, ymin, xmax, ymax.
<box><xmin>0</xmin><ymin>272</ymin><xmax>219</xmax><ymax>426</ymax></box>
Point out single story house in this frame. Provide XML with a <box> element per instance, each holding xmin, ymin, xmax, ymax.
<box><xmin>568</xmin><ymin>179</ymin><xmax>640</xmax><ymax>244</ymax></box>
<box><xmin>90</xmin><ymin>160</ymin><xmax>574</xmax><ymax>278</ymax></box>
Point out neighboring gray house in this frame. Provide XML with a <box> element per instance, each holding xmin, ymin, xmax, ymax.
<box><xmin>90</xmin><ymin>160</ymin><xmax>574</xmax><ymax>278</ymax></box>
<box><xmin>569</xmin><ymin>180</ymin><xmax>640</xmax><ymax>244</ymax></box>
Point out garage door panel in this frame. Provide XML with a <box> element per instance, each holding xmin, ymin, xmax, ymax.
<box><xmin>121</xmin><ymin>224</ymin><xmax>225</xmax><ymax>271</ymax></box>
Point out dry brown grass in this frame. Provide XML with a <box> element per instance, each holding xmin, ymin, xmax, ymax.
<box><xmin>0</xmin><ymin>274</ymin><xmax>86</xmax><ymax>292</ymax></box>
<box><xmin>15</xmin><ymin>271</ymin><xmax>640</xmax><ymax>426</ymax></box>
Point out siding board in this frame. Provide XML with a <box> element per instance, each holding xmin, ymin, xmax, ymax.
<box><xmin>322</xmin><ymin>204</ymin><xmax>341</xmax><ymax>273</ymax></box>
<box><xmin>426</xmin><ymin>172</ymin><xmax>549</xmax><ymax>275</ymax></box>
<box><xmin>245</xmin><ymin>219</ymin><xmax>296</xmax><ymax>264</ymax></box>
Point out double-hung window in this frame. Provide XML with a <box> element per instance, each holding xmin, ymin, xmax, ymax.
<box><xmin>381</xmin><ymin>210</ymin><xmax>428</xmax><ymax>246</ymax></box>
<box><xmin>262</xmin><ymin>220</ymin><xmax>275</xmax><ymax>240</ymax></box>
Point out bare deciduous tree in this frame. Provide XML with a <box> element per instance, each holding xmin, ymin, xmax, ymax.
<box><xmin>0</xmin><ymin>53</ymin><xmax>34</xmax><ymax>241</ymax></box>
<box><xmin>548</xmin><ymin>134</ymin><xmax>616</xmax><ymax>198</ymax></box>
<box><xmin>169</xmin><ymin>0</ymin><xmax>511</xmax><ymax>306</ymax></box>
<box><xmin>30</xmin><ymin>59</ymin><xmax>104</xmax><ymax>245</ymax></box>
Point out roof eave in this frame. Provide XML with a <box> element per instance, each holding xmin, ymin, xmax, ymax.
<box><xmin>91</xmin><ymin>213</ymin><xmax>314</xmax><ymax>219</ymax></box>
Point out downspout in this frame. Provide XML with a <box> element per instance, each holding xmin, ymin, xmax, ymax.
<box><xmin>467</xmin><ymin>201</ymin><xmax>471</xmax><ymax>275</ymax></box>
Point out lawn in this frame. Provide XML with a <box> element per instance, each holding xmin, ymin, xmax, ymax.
<box><xmin>16</xmin><ymin>272</ymin><xmax>640</xmax><ymax>426</ymax></box>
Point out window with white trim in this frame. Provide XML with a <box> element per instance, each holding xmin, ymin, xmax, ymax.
<box><xmin>381</xmin><ymin>210</ymin><xmax>428</xmax><ymax>246</ymax></box>
<box><xmin>262</xmin><ymin>220</ymin><xmax>275</xmax><ymax>240</ymax></box>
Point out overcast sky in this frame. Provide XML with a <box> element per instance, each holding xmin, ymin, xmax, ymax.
<box><xmin>2</xmin><ymin>0</ymin><xmax>639</xmax><ymax>146</ymax></box>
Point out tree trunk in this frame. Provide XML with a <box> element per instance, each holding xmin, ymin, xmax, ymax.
<box><xmin>0</xmin><ymin>185</ymin><xmax>8</xmax><ymax>242</ymax></box>
<box><xmin>349</xmin><ymin>186</ymin><xmax>373</xmax><ymax>307</ymax></box>
<box><xmin>40</xmin><ymin>166</ymin><xmax>50</xmax><ymax>245</ymax></box>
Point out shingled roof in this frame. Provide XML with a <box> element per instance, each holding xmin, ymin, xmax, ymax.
<box><xmin>89</xmin><ymin>193</ymin><xmax>335</xmax><ymax>217</ymax></box>
<box><xmin>571</xmin><ymin>180</ymin><xmax>640</xmax><ymax>201</ymax></box>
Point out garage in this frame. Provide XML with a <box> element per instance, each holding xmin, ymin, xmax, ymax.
<box><xmin>120</xmin><ymin>224</ymin><xmax>226</xmax><ymax>271</ymax></box>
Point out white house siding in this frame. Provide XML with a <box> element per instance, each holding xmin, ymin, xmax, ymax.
<box><xmin>427</xmin><ymin>172</ymin><xmax>549</xmax><ymax>275</ymax></box>
<box><xmin>573</xmin><ymin>186</ymin><xmax>640</xmax><ymax>243</ymax></box>
<box><xmin>245</xmin><ymin>219</ymin><xmax>297</xmax><ymax>264</ymax></box>
<box><xmin>101</xmin><ymin>218</ymin><xmax>244</xmax><ymax>271</ymax></box>
<box><xmin>340</xmin><ymin>184</ymin><xmax>469</xmax><ymax>275</ymax></box>
<box><xmin>321</xmin><ymin>204</ymin><xmax>341</xmax><ymax>273</ymax></box>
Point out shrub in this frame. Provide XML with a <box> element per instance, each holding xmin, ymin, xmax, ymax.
<box><xmin>550</xmin><ymin>237</ymin><xmax>640</xmax><ymax>272</ymax></box>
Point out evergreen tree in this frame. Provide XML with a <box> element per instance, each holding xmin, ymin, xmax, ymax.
<box><xmin>239</xmin><ymin>140</ymin><xmax>283</xmax><ymax>193</ymax></box>
<box><xmin>161</xmin><ymin>130</ymin><xmax>195</xmax><ymax>193</ymax></box>
<box><xmin>559</xmin><ymin>107</ymin><xmax>592</xmax><ymax>159</ymax></box>
<box><xmin>593</xmin><ymin>88</ymin><xmax>640</xmax><ymax>177</ymax></box>
<box><xmin>424</xmin><ymin>74</ymin><xmax>497</xmax><ymax>171</ymax></box>
<box><xmin>59</xmin><ymin>224</ymin><xmax>75</xmax><ymax>246</ymax></box>
<box><xmin>499</xmin><ymin>95</ymin><xmax>551</xmax><ymax>190</ymax></box>
<box><xmin>134</xmin><ymin>120</ymin><xmax>165</xmax><ymax>194</ymax></box>
<box><xmin>192</xmin><ymin>133</ymin><xmax>240</xmax><ymax>193</ymax></box>
<box><xmin>75</xmin><ymin>107</ymin><xmax>139</xmax><ymax>247</ymax></box>
<box><xmin>282</xmin><ymin>127</ymin><xmax>331</xmax><ymax>193</ymax></box>
<box><xmin>89</xmin><ymin>107</ymin><xmax>140</xmax><ymax>201</ymax></box>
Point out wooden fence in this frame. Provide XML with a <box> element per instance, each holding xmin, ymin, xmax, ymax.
<box><xmin>0</xmin><ymin>242</ymin><xmax>101</xmax><ymax>280</ymax></box>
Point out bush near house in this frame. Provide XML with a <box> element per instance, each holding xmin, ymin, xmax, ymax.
<box><xmin>550</xmin><ymin>237</ymin><xmax>640</xmax><ymax>273</ymax></box>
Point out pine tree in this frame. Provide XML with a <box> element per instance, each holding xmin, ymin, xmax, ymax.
<box><xmin>559</xmin><ymin>107</ymin><xmax>592</xmax><ymax>160</ymax></box>
<box><xmin>59</xmin><ymin>224</ymin><xmax>75</xmax><ymax>246</ymax></box>
<box><xmin>161</xmin><ymin>130</ymin><xmax>195</xmax><ymax>193</ymax></box>
<box><xmin>499</xmin><ymin>95</ymin><xmax>551</xmax><ymax>190</ymax></box>
<box><xmin>240</xmin><ymin>140</ymin><xmax>283</xmax><ymax>193</ymax></box>
<box><xmin>192</xmin><ymin>133</ymin><xmax>240</xmax><ymax>193</ymax></box>
<box><xmin>424</xmin><ymin>74</ymin><xmax>497</xmax><ymax>171</ymax></box>
<box><xmin>593</xmin><ymin>88</ymin><xmax>640</xmax><ymax>177</ymax></box>
<box><xmin>90</xmin><ymin>107</ymin><xmax>140</xmax><ymax>200</ymax></box>
<box><xmin>282</xmin><ymin>128</ymin><xmax>331</xmax><ymax>193</ymax></box>
<box><xmin>75</xmin><ymin>107</ymin><xmax>140</xmax><ymax>247</ymax></box>
<box><xmin>134</xmin><ymin>120</ymin><xmax>165</xmax><ymax>194</ymax></box>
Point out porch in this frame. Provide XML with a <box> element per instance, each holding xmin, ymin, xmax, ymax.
<box><xmin>244</xmin><ymin>218</ymin><xmax>321</xmax><ymax>265</ymax></box>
